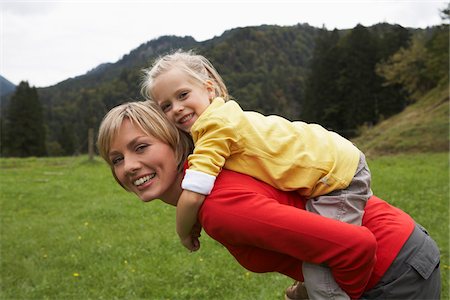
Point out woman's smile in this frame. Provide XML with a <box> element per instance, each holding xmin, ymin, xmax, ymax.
<box><xmin>109</xmin><ymin>118</ymin><xmax>180</xmax><ymax>202</ymax></box>
<box><xmin>133</xmin><ymin>173</ymin><xmax>156</xmax><ymax>187</ymax></box>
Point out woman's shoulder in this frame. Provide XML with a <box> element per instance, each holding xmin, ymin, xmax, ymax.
<box><xmin>214</xmin><ymin>169</ymin><xmax>266</xmax><ymax>189</ymax></box>
<box><xmin>210</xmin><ymin>169</ymin><xmax>303</xmax><ymax>207</ymax></box>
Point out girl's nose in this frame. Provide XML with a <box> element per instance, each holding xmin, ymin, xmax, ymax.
<box><xmin>173</xmin><ymin>102</ymin><xmax>184</xmax><ymax>113</ymax></box>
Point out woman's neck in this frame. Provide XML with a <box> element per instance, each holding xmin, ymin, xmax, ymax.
<box><xmin>160</xmin><ymin>173</ymin><xmax>183</xmax><ymax>206</ymax></box>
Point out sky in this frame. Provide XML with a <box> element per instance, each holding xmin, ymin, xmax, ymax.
<box><xmin>1</xmin><ymin>0</ymin><xmax>447</xmax><ymax>88</ymax></box>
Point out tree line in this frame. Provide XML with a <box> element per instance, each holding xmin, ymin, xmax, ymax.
<box><xmin>302</xmin><ymin>22</ymin><xmax>447</xmax><ymax>135</ymax></box>
<box><xmin>1</xmin><ymin>12</ymin><xmax>448</xmax><ymax>157</ymax></box>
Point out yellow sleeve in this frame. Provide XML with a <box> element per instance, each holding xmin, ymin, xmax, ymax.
<box><xmin>189</xmin><ymin>114</ymin><xmax>239</xmax><ymax>177</ymax></box>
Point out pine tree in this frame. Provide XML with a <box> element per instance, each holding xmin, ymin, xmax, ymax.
<box><xmin>336</xmin><ymin>24</ymin><xmax>379</xmax><ymax>134</ymax></box>
<box><xmin>4</xmin><ymin>81</ymin><xmax>46</xmax><ymax>157</ymax></box>
<box><xmin>372</xmin><ymin>25</ymin><xmax>411</xmax><ymax>119</ymax></box>
<box><xmin>301</xmin><ymin>29</ymin><xmax>341</xmax><ymax>128</ymax></box>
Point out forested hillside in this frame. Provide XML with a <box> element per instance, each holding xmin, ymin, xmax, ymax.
<box><xmin>1</xmin><ymin>19</ymin><xmax>448</xmax><ymax>156</ymax></box>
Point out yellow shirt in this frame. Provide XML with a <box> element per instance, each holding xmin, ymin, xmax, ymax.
<box><xmin>186</xmin><ymin>98</ymin><xmax>360</xmax><ymax>198</ymax></box>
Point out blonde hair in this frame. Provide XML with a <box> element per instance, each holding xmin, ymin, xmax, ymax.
<box><xmin>97</xmin><ymin>101</ymin><xmax>193</xmax><ymax>184</ymax></box>
<box><xmin>141</xmin><ymin>49</ymin><xmax>229</xmax><ymax>102</ymax></box>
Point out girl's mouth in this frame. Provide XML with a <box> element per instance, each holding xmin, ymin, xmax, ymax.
<box><xmin>178</xmin><ymin>113</ymin><xmax>194</xmax><ymax>124</ymax></box>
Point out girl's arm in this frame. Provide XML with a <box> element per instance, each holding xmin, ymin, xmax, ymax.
<box><xmin>176</xmin><ymin>189</ymin><xmax>205</xmax><ymax>251</ymax></box>
<box><xmin>185</xmin><ymin>119</ymin><xmax>236</xmax><ymax>194</ymax></box>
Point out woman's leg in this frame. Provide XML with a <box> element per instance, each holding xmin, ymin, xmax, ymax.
<box><xmin>361</xmin><ymin>223</ymin><xmax>441</xmax><ymax>299</ymax></box>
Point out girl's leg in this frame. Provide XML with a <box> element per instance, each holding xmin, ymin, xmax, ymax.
<box><xmin>306</xmin><ymin>152</ymin><xmax>372</xmax><ymax>225</ymax></box>
<box><xmin>303</xmin><ymin>152</ymin><xmax>372</xmax><ymax>299</ymax></box>
<box><xmin>302</xmin><ymin>263</ymin><xmax>349</xmax><ymax>299</ymax></box>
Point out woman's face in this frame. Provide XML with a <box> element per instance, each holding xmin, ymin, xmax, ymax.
<box><xmin>108</xmin><ymin>118</ymin><xmax>180</xmax><ymax>202</ymax></box>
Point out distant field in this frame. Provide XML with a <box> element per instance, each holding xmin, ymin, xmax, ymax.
<box><xmin>1</xmin><ymin>153</ymin><xmax>448</xmax><ymax>299</ymax></box>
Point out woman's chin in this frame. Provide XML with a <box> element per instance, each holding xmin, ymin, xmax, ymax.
<box><xmin>135</xmin><ymin>191</ymin><xmax>154</xmax><ymax>202</ymax></box>
<box><xmin>139</xmin><ymin>196</ymin><xmax>155</xmax><ymax>203</ymax></box>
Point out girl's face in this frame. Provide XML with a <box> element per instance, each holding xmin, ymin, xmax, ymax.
<box><xmin>109</xmin><ymin>118</ymin><xmax>180</xmax><ymax>203</ymax></box>
<box><xmin>151</xmin><ymin>67</ymin><xmax>214</xmax><ymax>133</ymax></box>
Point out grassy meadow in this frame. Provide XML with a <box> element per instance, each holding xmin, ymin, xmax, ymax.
<box><xmin>1</xmin><ymin>153</ymin><xmax>449</xmax><ymax>299</ymax></box>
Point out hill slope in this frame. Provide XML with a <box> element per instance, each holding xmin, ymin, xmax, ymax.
<box><xmin>0</xmin><ymin>75</ymin><xmax>16</xmax><ymax>98</ymax></box>
<box><xmin>353</xmin><ymin>83</ymin><xmax>449</xmax><ymax>156</ymax></box>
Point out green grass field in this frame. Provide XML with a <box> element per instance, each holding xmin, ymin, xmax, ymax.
<box><xmin>1</xmin><ymin>153</ymin><xmax>448</xmax><ymax>299</ymax></box>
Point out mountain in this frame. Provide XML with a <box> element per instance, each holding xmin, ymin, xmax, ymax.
<box><xmin>0</xmin><ymin>75</ymin><xmax>16</xmax><ymax>98</ymax></box>
<box><xmin>37</xmin><ymin>24</ymin><xmax>322</xmax><ymax>155</ymax></box>
<box><xmin>3</xmin><ymin>22</ymin><xmax>443</xmax><ymax>156</ymax></box>
<box><xmin>38</xmin><ymin>26</ymin><xmax>318</xmax><ymax>117</ymax></box>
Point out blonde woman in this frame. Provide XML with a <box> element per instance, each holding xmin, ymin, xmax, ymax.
<box><xmin>97</xmin><ymin>101</ymin><xmax>440</xmax><ymax>299</ymax></box>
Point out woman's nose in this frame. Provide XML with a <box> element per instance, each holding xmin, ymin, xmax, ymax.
<box><xmin>124</xmin><ymin>156</ymin><xmax>141</xmax><ymax>175</ymax></box>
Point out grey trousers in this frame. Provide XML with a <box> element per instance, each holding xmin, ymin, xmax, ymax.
<box><xmin>306</xmin><ymin>152</ymin><xmax>372</xmax><ymax>225</ymax></box>
<box><xmin>301</xmin><ymin>223</ymin><xmax>441</xmax><ymax>300</ymax></box>
<box><xmin>361</xmin><ymin>223</ymin><xmax>441</xmax><ymax>299</ymax></box>
<box><xmin>303</xmin><ymin>152</ymin><xmax>372</xmax><ymax>299</ymax></box>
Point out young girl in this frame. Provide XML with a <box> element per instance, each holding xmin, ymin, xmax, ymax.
<box><xmin>141</xmin><ymin>50</ymin><xmax>373</xmax><ymax>299</ymax></box>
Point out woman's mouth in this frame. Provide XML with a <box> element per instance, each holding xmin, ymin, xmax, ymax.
<box><xmin>133</xmin><ymin>174</ymin><xmax>156</xmax><ymax>186</ymax></box>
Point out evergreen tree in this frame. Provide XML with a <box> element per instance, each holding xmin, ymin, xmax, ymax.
<box><xmin>58</xmin><ymin>123</ymin><xmax>77</xmax><ymax>155</ymax></box>
<box><xmin>302</xmin><ymin>24</ymin><xmax>411</xmax><ymax>134</ymax></box>
<box><xmin>373</xmin><ymin>24</ymin><xmax>411</xmax><ymax>61</ymax></box>
<box><xmin>4</xmin><ymin>81</ymin><xmax>46</xmax><ymax>157</ymax></box>
<box><xmin>301</xmin><ymin>29</ymin><xmax>341</xmax><ymax>128</ymax></box>
<box><xmin>335</xmin><ymin>24</ymin><xmax>379</xmax><ymax>134</ymax></box>
<box><xmin>372</xmin><ymin>25</ymin><xmax>411</xmax><ymax>118</ymax></box>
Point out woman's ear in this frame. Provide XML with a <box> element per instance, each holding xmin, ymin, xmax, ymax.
<box><xmin>204</xmin><ymin>80</ymin><xmax>215</xmax><ymax>100</ymax></box>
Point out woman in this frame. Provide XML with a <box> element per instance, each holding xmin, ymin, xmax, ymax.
<box><xmin>97</xmin><ymin>101</ymin><xmax>441</xmax><ymax>299</ymax></box>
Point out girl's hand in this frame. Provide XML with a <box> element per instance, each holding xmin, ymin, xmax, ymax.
<box><xmin>190</xmin><ymin>222</ymin><xmax>202</xmax><ymax>251</ymax></box>
<box><xmin>180</xmin><ymin>222</ymin><xmax>202</xmax><ymax>251</ymax></box>
<box><xmin>180</xmin><ymin>236</ymin><xmax>200</xmax><ymax>252</ymax></box>
<box><xmin>176</xmin><ymin>190</ymin><xmax>205</xmax><ymax>251</ymax></box>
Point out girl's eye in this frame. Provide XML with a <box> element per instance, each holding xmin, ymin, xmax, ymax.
<box><xmin>160</xmin><ymin>103</ymin><xmax>171</xmax><ymax>112</ymax></box>
<box><xmin>179</xmin><ymin>91</ymin><xmax>189</xmax><ymax>100</ymax></box>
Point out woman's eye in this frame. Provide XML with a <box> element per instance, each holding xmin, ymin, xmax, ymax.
<box><xmin>111</xmin><ymin>156</ymin><xmax>123</xmax><ymax>165</ymax></box>
<box><xmin>136</xmin><ymin>144</ymin><xmax>149</xmax><ymax>152</ymax></box>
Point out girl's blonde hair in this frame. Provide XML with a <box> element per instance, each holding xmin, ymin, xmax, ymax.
<box><xmin>97</xmin><ymin>101</ymin><xmax>193</xmax><ymax>187</ymax></box>
<box><xmin>141</xmin><ymin>49</ymin><xmax>229</xmax><ymax>102</ymax></box>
